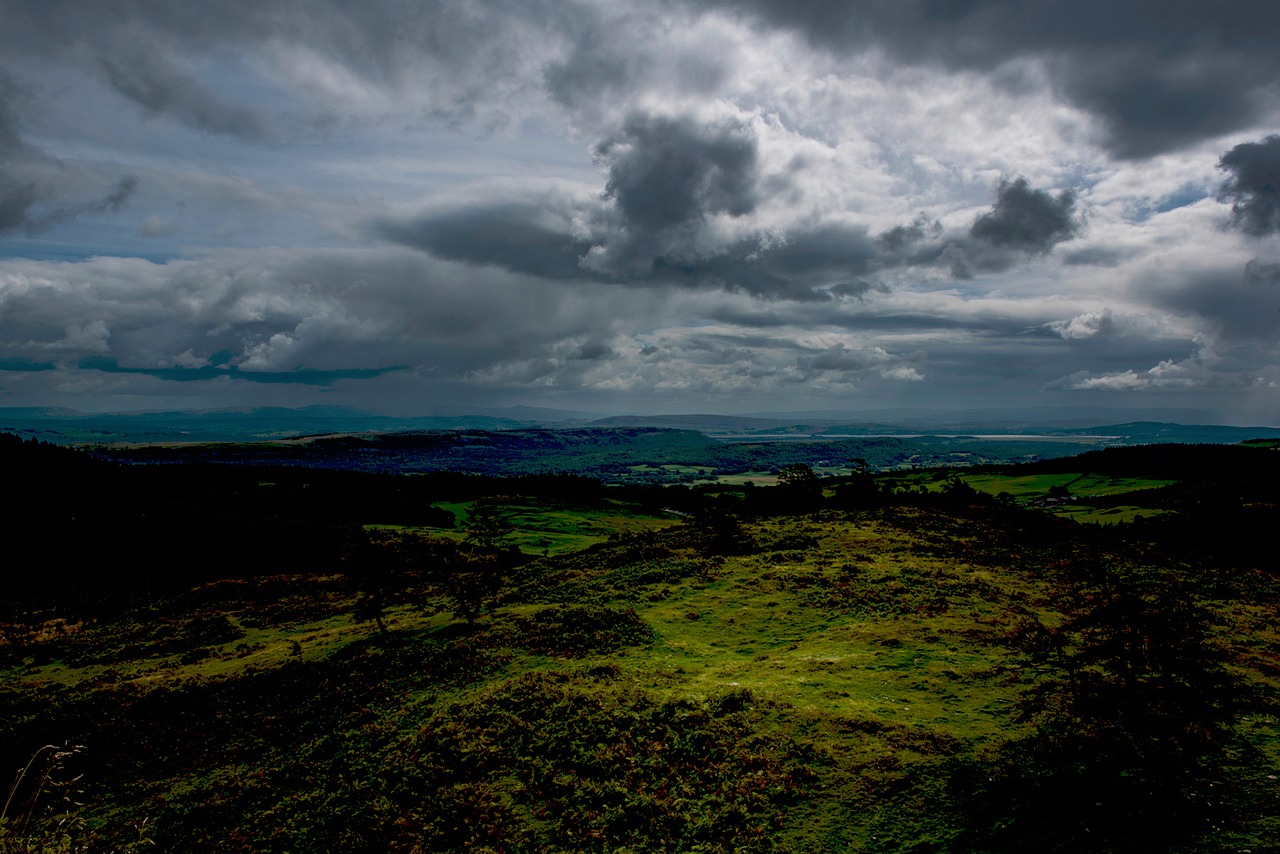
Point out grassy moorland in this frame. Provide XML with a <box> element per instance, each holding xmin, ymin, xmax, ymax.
<box><xmin>1</xmin><ymin>436</ymin><xmax>1278</xmax><ymax>852</ymax></box>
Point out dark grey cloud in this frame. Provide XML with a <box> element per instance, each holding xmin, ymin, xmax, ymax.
<box><xmin>378</xmin><ymin>112</ymin><xmax>782</xmax><ymax>289</ymax></box>
<box><xmin>1152</xmin><ymin>266</ymin><xmax>1280</xmax><ymax>343</ymax></box>
<box><xmin>0</xmin><ymin>176</ymin><xmax>40</xmax><ymax>236</ymax></box>
<box><xmin>373</xmin><ymin>199</ymin><xmax>592</xmax><ymax>280</ymax></box>
<box><xmin>568</xmin><ymin>341</ymin><xmax>615</xmax><ymax>361</ymax></box>
<box><xmin>0</xmin><ymin>69</ymin><xmax>41</xmax><ymax>235</ymax></box>
<box><xmin>877</xmin><ymin>216</ymin><xmax>941</xmax><ymax>252</ymax></box>
<box><xmin>853</xmin><ymin>178</ymin><xmax>1084</xmax><ymax>280</ymax></box>
<box><xmin>1054</xmin><ymin>53</ymin><xmax>1264</xmax><ymax>159</ymax></box>
<box><xmin>377</xmin><ymin>193</ymin><xmax>881</xmax><ymax>301</ymax></box>
<box><xmin>383</xmin><ymin>173</ymin><xmax>1086</xmax><ymax>294</ymax></box>
<box><xmin>0</xmin><ymin>357</ymin><xmax>56</xmax><ymax>372</ymax></box>
<box><xmin>1062</xmin><ymin>245</ymin><xmax>1140</xmax><ymax>267</ymax></box>
<box><xmin>803</xmin><ymin>343</ymin><xmax>894</xmax><ymax>373</ymax></box>
<box><xmin>829</xmin><ymin>280</ymin><xmax>887</xmax><ymax>300</ymax></box>
<box><xmin>0</xmin><ymin>69</ymin><xmax>139</xmax><ymax>236</ymax></box>
<box><xmin>99</xmin><ymin>48</ymin><xmax>265</xmax><ymax>138</ymax></box>
<box><xmin>705</xmin><ymin>0</ymin><xmax>1280</xmax><ymax>157</ymax></box>
<box><xmin>970</xmin><ymin>177</ymin><xmax>1078</xmax><ymax>253</ymax></box>
<box><xmin>1244</xmin><ymin>257</ymin><xmax>1280</xmax><ymax>283</ymax></box>
<box><xmin>375</xmin><ymin>107</ymin><xmax>896</xmax><ymax>299</ymax></box>
<box><xmin>939</xmin><ymin>242</ymin><xmax>975</xmax><ymax>280</ymax></box>
<box><xmin>758</xmin><ymin>224</ymin><xmax>878</xmax><ymax>278</ymax></box>
<box><xmin>1218</xmin><ymin>135</ymin><xmax>1280</xmax><ymax>237</ymax></box>
<box><xmin>23</xmin><ymin>176</ymin><xmax>140</xmax><ymax>235</ymax></box>
<box><xmin>598</xmin><ymin>113</ymin><xmax>758</xmax><ymax>234</ymax></box>
<box><xmin>78</xmin><ymin>356</ymin><xmax>403</xmax><ymax>386</ymax></box>
<box><xmin>543</xmin><ymin>15</ymin><xmax>648</xmax><ymax>112</ymax></box>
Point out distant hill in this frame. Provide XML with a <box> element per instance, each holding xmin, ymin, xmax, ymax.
<box><xmin>83</xmin><ymin>426</ymin><xmax>1128</xmax><ymax>483</ymax></box>
<box><xmin>0</xmin><ymin>405</ymin><xmax>544</xmax><ymax>443</ymax></box>
<box><xmin>3</xmin><ymin>404</ymin><xmax>1279</xmax><ymax>449</ymax></box>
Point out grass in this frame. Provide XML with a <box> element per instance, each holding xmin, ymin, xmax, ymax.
<box><xmin>878</xmin><ymin>471</ymin><xmax>1176</xmax><ymax>525</ymax></box>
<box><xmin>3</xmin><ymin>499</ymin><xmax>1277</xmax><ymax>852</ymax></box>
<box><xmin>957</xmin><ymin>472</ymin><xmax>1174</xmax><ymax>499</ymax></box>
<box><xmin>620</xmin><ymin>516</ymin><xmax>1040</xmax><ymax>741</ymax></box>
<box><xmin>957</xmin><ymin>473</ymin><xmax>1174</xmax><ymax>524</ymax></box>
<box><xmin>1050</xmin><ymin>504</ymin><xmax>1171</xmax><ymax>524</ymax></box>
<box><xmin>711</xmin><ymin>471</ymin><xmax>777</xmax><ymax>485</ymax></box>
<box><xmin>377</xmin><ymin>498</ymin><xmax>680</xmax><ymax>555</ymax></box>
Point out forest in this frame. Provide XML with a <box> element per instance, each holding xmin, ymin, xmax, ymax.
<box><xmin>1</xmin><ymin>431</ymin><xmax>1277</xmax><ymax>852</ymax></box>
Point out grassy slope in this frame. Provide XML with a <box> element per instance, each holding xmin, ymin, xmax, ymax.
<box><xmin>2</xmin><ymin>501</ymin><xmax>1278</xmax><ymax>852</ymax></box>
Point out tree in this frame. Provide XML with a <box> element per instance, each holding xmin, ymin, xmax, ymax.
<box><xmin>347</xmin><ymin>536</ymin><xmax>400</xmax><ymax>638</ymax></box>
<box><xmin>443</xmin><ymin>498</ymin><xmax>517</xmax><ymax>626</ymax></box>
<box><xmin>939</xmin><ymin>476</ymin><xmax>981</xmax><ymax>505</ymax></box>
<box><xmin>463</xmin><ymin>497</ymin><xmax>515</xmax><ymax>554</ymax></box>
<box><xmin>347</xmin><ymin>533</ymin><xmax>436</xmax><ymax>640</ymax></box>
<box><xmin>776</xmin><ymin>463</ymin><xmax>822</xmax><ymax>509</ymax></box>
<box><xmin>831</xmin><ymin>458</ymin><xmax>879</xmax><ymax>509</ymax></box>
<box><xmin>963</xmin><ymin>570</ymin><xmax>1244</xmax><ymax>852</ymax></box>
<box><xmin>441</xmin><ymin>552</ymin><xmax>504</xmax><ymax>626</ymax></box>
<box><xmin>685</xmin><ymin>505</ymin><xmax>751</xmax><ymax>555</ymax></box>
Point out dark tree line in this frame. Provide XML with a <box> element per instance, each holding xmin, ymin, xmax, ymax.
<box><xmin>0</xmin><ymin>436</ymin><xmax>590</xmax><ymax>618</ymax></box>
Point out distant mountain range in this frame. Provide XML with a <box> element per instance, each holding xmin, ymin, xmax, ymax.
<box><xmin>2</xmin><ymin>404</ymin><xmax>1279</xmax><ymax>447</ymax></box>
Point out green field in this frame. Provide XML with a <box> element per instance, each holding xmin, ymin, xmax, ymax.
<box><xmin>875</xmin><ymin>470</ymin><xmax>1175</xmax><ymax>524</ymax></box>
<box><xmin>957</xmin><ymin>472</ymin><xmax>1174</xmax><ymax>499</ymax></box>
<box><xmin>373</xmin><ymin>498</ymin><xmax>680</xmax><ymax>555</ymax></box>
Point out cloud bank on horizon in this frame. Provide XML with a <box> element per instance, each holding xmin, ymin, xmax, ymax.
<box><xmin>1</xmin><ymin>0</ymin><xmax>1279</xmax><ymax>422</ymax></box>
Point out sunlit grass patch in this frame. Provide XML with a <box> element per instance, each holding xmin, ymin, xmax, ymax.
<box><xmin>616</xmin><ymin>517</ymin><xmax>1035</xmax><ymax>743</ymax></box>
<box><xmin>959</xmin><ymin>471</ymin><xmax>1174</xmax><ymax>499</ymax></box>
<box><xmin>712</xmin><ymin>471</ymin><xmax>776</xmax><ymax>485</ymax></box>
<box><xmin>1049</xmin><ymin>504</ymin><xmax>1170</xmax><ymax>524</ymax></box>
<box><xmin>402</xmin><ymin>498</ymin><xmax>679</xmax><ymax>555</ymax></box>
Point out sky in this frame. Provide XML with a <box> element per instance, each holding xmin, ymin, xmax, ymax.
<box><xmin>2</xmin><ymin>1</ymin><xmax>1279</xmax><ymax>423</ymax></box>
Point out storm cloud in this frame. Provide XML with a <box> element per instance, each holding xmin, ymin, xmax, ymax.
<box><xmin>373</xmin><ymin>193</ymin><xmax>594</xmax><ymax>281</ymax></box>
<box><xmin>970</xmin><ymin>178</ymin><xmax>1079</xmax><ymax>253</ymax></box>
<box><xmin>583</xmin><ymin>113</ymin><xmax>763</xmax><ymax>276</ymax></box>
<box><xmin>1218</xmin><ymin>135</ymin><xmax>1280</xmax><ymax>237</ymax></box>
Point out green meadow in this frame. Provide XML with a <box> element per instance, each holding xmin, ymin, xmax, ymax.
<box><xmin>373</xmin><ymin>498</ymin><xmax>680</xmax><ymax>555</ymax></box>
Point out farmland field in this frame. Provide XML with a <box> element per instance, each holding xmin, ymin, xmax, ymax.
<box><xmin>957</xmin><ymin>472</ymin><xmax>1175</xmax><ymax>499</ymax></box>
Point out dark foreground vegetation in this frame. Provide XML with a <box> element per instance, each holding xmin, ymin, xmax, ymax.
<box><xmin>1</xmin><ymin>432</ymin><xmax>1278</xmax><ymax>852</ymax></box>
